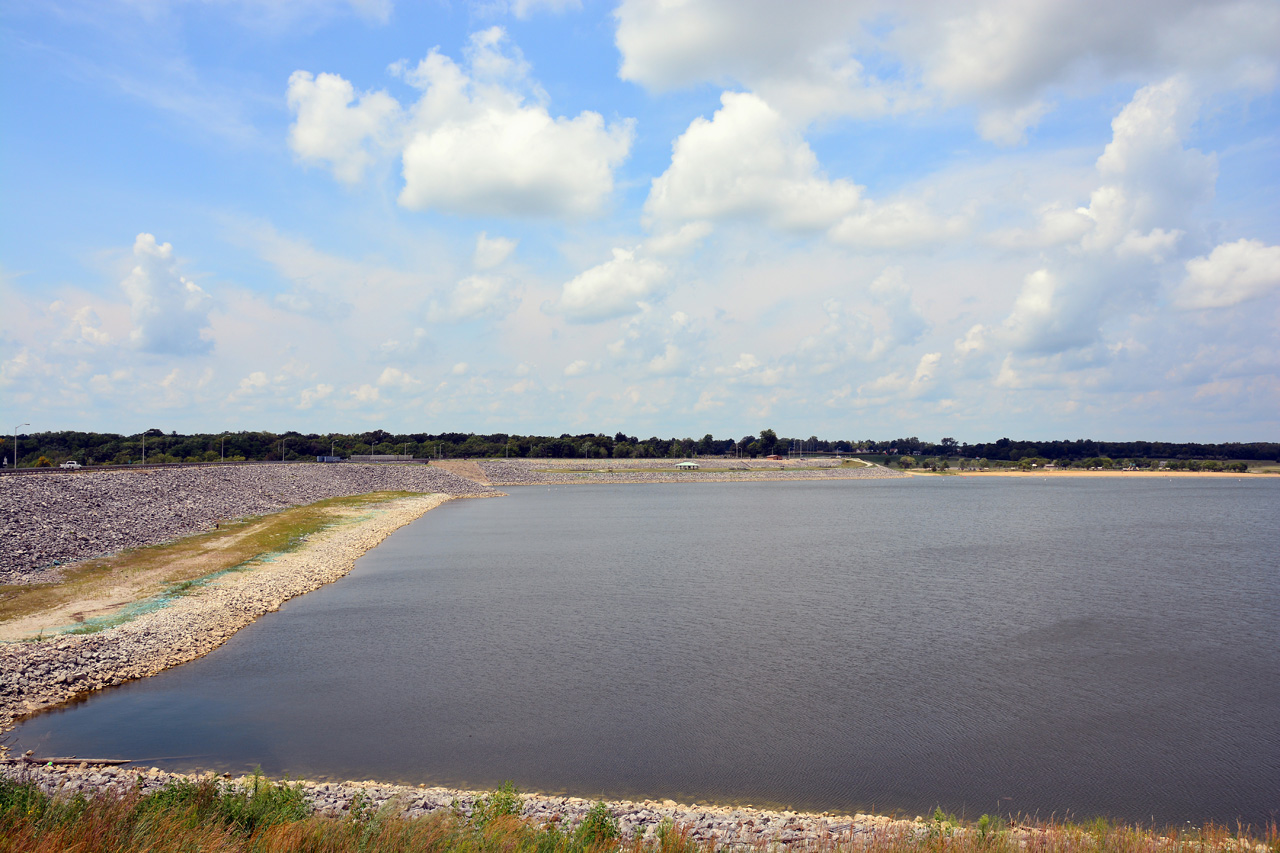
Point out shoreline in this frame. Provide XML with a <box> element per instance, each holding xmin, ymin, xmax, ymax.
<box><xmin>911</xmin><ymin>469</ymin><xmax>1271</xmax><ymax>478</ymax></box>
<box><xmin>0</xmin><ymin>492</ymin><xmax>478</xmax><ymax>745</ymax></box>
<box><xmin>4</xmin><ymin>763</ymin><xmax>1271</xmax><ymax>847</ymax></box>
<box><xmin>0</xmin><ymin>762</ymin><xmax>924</xmax><ymax>846</ymax></box>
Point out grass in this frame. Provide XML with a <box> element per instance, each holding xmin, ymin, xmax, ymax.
<box><xmin>1</xmin><ymin>774</ymin><xmax>1273</xmax><ymax>853</ymax></box>
<box><xmin>0</xmin><ymin>491</ymin><xmax>424</xmax><ymax>638</ymax></box>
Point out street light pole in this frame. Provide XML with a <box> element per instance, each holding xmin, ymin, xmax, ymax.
<box><xmin>221</xmin><ymin>434</ymin><xmax>225</xmax><ymax>462</ymax></box>
<box><xmin>14</xmin><ymin>423</ymin><xmax>29</xmax><ymax>469</ymax></box>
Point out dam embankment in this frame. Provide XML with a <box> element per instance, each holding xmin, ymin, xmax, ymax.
<box><xmin>0</xmin><ymin>463</ymin><xmax>494</xmax><ymax>584</ymax></box>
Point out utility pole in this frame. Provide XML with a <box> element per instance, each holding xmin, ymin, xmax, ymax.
<box><xmin>13</xmin><ymin>423</ymin><xmax>29</xmax><ymax>469</ymax></box>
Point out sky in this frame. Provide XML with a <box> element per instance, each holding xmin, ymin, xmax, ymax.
<box><xmin>2</xmin><ymin>0</ymin><xmax>1278</xmax><ymax>443</ymax></box>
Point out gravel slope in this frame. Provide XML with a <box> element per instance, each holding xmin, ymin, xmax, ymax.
<box><xmin>1</xmin><ymin>464</ymin><xmax>493</xmax><ymax>584</ymax></box>
<box><xmin>477</xmin><ymin>457</ymin><xmax>908</xmax><ymax>486</ymax></box>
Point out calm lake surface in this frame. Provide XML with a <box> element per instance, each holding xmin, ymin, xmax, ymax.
<box><xmin>14</xmin><ymin>477</ymin><xmax>1280</xmax><ymax>828</ymax></box>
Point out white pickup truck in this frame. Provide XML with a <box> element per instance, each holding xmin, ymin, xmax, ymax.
<box><xmin>59</xmin><ymin>460</ymin><xmax>82</xmax><ymax>469</ymax></box>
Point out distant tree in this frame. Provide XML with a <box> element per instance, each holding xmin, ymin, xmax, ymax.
<box><xmin>36</xmin><ymin>456</ymin><xmax>53</xmax><ymax>467</ymax></box>
<box><xmin>758</xmin><ymin>429</ymin><xmax>779</xmax><ymax>455</ymax></box>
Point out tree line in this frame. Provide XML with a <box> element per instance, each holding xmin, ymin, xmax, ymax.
<box><xmin>2</xmin><ymin>428</ymin><xmax>1276</xmax><ymax>469</ymax></box>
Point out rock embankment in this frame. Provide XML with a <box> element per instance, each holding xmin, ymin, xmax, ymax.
<box><xmin>0</xmin><ymin>494</ymin><xmax>455</xmax><ymax>742</ymax></box>
<box><xmin>0</xmin><ymin>463</ymin><xmax>493</xmax><ymax>583</ymax></box>
<box><xmin>478</xmin><ymin>458</ymin><xmax>907</xmax><ymax>486</ymax></box>
<box><xmin>2</xmin><ymin>762</ymin><xmax>918</xmax><ymax>847</ymax></box>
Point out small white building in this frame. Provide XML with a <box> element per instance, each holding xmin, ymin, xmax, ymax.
<box><xmin>676</xmin><ymin>461</ymin><xmax>700</xmax><ymax>470</ymax></box>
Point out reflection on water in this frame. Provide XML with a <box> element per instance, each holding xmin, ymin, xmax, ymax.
<box><xmin>14</xmin><ymin>478</ymin><xmax>1280</xmax><ymax>828</ymax></box>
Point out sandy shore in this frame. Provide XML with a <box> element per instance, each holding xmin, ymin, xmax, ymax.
<box><xmin>0</xmin><ymin>493</ymin><xmax>470</xmax><ymax>745</ymax></box>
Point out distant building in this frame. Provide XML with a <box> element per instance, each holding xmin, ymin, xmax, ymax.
<box><xmin>676</xmin><ymin>461</ymin><xmax>700</xmax><ymax>470</ymax></box>
<box><xmin>765</xmin><ymin>454</ymin><xmax>783</xmax><ymax>460</ymax></box>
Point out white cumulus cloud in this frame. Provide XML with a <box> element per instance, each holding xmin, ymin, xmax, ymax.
<box><xmin>615</xmin><ymin>0</ymin><xmax>1280</xmax><ymax>137</ymax></box>
<box><xmin>554</xmin><ymin>248</ymin><xmax>668</xmax><ymax>323</ymax></box>
<box><xmin>473</xmin><ymin>232</ymin><xmax>518</xmax><ymax>269</ymax></box>
<box><xmin>120</xmin><ymin>233</ymin><xmax>214</xmax><ymax>356</ymax></box>
<box><xmin>646</xmin><ymin>91</ymin><xmax>861</xmax><ymax>230</ymax></box>
<box><xmin>287</xmin><ymin>28</ymin><xmax>633</xmax><ymax>218</ymax></box>
<box><xmin>429</xmin><ymin>274</ymin><xmax>521</xmax><ymax>322</ymax></box>
<box><xmin>1001</xmin><ymin>268</ymin><xmax>1102</xmax><ymax>355</ymax></box>
<box><xmin>298</xmin><ymin>383</ymin><xmax>333</xmax><ymax>409</ymax></box>
<box><xmin>396</xmin><ymin>28</ymin><xmax>633</xmax><ymax>217</ymax></box>
<box><xmin>1177</xmin><ymin>239</ymin><xmax>1280</xmax><ymax>308</ymax></box>
<box><xmin>1078</xmin><ymin>77</ymin><xmax>1216</xmax><ymax>252</ymax></box>
<box><xmin>287</xmin><ymin>70</ymin><xmax>401</xmax><ymax>184</ymax></box>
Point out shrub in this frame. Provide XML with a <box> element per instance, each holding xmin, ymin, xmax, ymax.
<box><xmin>472</xmin><ymin>781</ymin><xmax>523</xmax><ymax>828</ymax></box>
<box><xmin>134</xmin><ymin>771</ymin><xmax>309</xmax><ymax>833</ymax></box>
<box><xmin>575</xmin><ymin>801</ymin><xmax>620</xmax><ymax>846</ymax></box>
<box><xmin>0</xmin><ymin>775</ymin><xmax>49</xmax><ymax>827</ymax></box>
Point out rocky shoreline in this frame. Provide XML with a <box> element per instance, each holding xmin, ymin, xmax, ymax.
<box><xmin>0</xmin><ymin>493</ymin><xmax>466</xmax><ymax>747</ymax></box>
<box><xmin>477</xmin><ymin>458</ymin><xmax>908</xmax><ymax>486</ymax></box>
<box><xmin>1</xmin><ymin>761</ymin><xmax>920</xmax><ymax>846</ymax></box>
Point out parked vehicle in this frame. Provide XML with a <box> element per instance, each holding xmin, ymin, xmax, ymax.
<box><xmin>59</xmin><ymin>460</ymin><xmax>82</xmax><ymax>469</ymax></box>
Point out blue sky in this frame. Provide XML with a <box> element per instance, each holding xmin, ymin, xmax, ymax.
<box><xmin>2</xmin><ymin>0</ymin><xmax>1278</xmax><ymax>442</ymax></box>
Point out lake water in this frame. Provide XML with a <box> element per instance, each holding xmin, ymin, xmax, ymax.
<box><xmin>12</xmin><ymin>477</ymin><xmax>1280</xmax><ymax>829</ymax></box>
